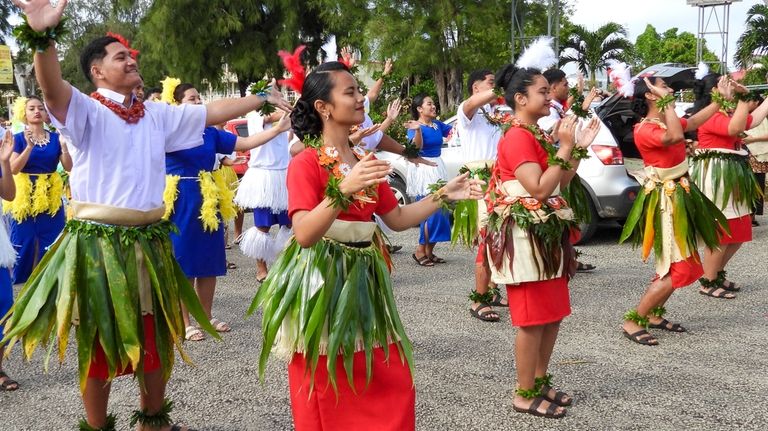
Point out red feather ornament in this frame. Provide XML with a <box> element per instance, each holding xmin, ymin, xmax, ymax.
<box><xmin>277</xmin><ymin>45</ymin><xmax>307</xmax><ymax>94</ymax></box>
<box><xmin>106</xmin><ymin>32</ymin><xmax>139</xmax><ymax>59</ymax></box>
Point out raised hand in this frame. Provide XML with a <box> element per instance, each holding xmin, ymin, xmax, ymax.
<box><xmin>443</xmin><ymin>172</ymin><xmax>485</xmax><ymax>202</ymax></box>
<box><xmin>643</xmin><ymin>77</ymin><xmax>671</xmax><ymax>99</ymax></box>
<box><xmin>716</xmin><ymin>76</ymin><xmax>732</xmax><ymax>99</ymax></box>
<box><xmin>340</xmin><ymin>47</ymin><xmax>356</xmax><ymax>68</ymax></box>
<box><xmin>557</xmin><ymin>115</ymin><xmax>578</xmax><ymax>149</ymax></box>
<box><xmin>383</xmin><ymin>58</ymin><xmax>393</xmax><ymax>77</ymax></box>
<box><xmin>349</xmin><ymin>124</ymin><xmax>381</xmax><ymax>145</ymax></box>
<box><xmin>0</xmin><ymin>130</ymin><xmax>14</xmax><ymax>162</ymax></box>
<box><xmin>274</xmin><ymin>111</ymin><xmax>291</xmax><ymax>133</ymax></box>
<box><xmin>12</xmin><ymin>0</ymin><xmax>68</xmax><ymax>31</ymax></box>
<box><xmin>265</xmin><ymin>79</ymin><xmax>293</xmax><ymax>113</ymax></box>
<box><xmin>339</xmin><ymin>152</ymin><xmax>392</xmax><ymax>195</ymax></box>
<box><xmin>403</xmin><ymin>120</ymin><xmax>421</xmax><ymax>130</ymax></box>
<box><xmin>575</xmin><ymin>117</ymin><xmax>600</xmax><ymax>149</ymax></box>
<box><xmin>386</xmin><ymin>99</ymin><xmax>401</xmax><ymax>120</ymax></box>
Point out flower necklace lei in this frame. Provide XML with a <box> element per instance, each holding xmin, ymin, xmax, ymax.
<box><xmin>509</xmin><ymin>118</ymin><xmax>588</xmax><ymax>170</ymax></box>
<box><xmin>90</xmin><ymin>92</ymin><xmax>146</xmax><ymax>124</ymax></box>
<box><xmin>481</xmin><ymin>105</ymin><xmax>514</xmax><ymax>133</ymax></box>
<box><xmin>305</xmin><ymin>136</ymin><xmax>378</xmax><ymax>210</ymax></box>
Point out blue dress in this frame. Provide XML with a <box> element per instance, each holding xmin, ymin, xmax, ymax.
<box><xmin>10</xmin><ymin>132</ymin><xmax>66</xmax><ymax>284</ymax></box>
<box><xmin>166</xmin><ymin>127</ymin><xmax>237</xmax><ymax>278</ymax></box>
<box><xmin>0</xmin><ymin>168</ymin><xmax>12</xmax><ymax>336</ymax></box>
<box><xmin>407</xmin><ymin>121</ymin><xmax>452</xmax><ymax>245</ymax></box>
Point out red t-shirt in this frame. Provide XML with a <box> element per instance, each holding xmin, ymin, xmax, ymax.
<box><xmin>634</xmin><ymin>118</ymin><xmax>688</xmax><ymax>168</ymax></box>
<box><xmin>287</xmin><ymin>148</ymin><xmax>399</xmax><ymax>221</ymax></box>
<box><xmin>697</xmin><ymin>112</ymin><xmax>752</xmax><ymax>150</ymax></box>
<box><xmin>496</xmin><ymin>126</ymin><xmax>548</xmax><ymax>181</ymax></box>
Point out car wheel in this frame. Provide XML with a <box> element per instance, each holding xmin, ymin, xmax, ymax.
<box><xmin>576</xmin><ymin>196</ymin><xmax>599</xmax><ymax>245</ymax></box>
<box><xmin>389</xmin><ymin>176</ymin><xmax>410</xmax><ymax>206</ymax></box>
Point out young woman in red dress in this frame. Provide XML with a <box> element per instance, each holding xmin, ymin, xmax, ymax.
<box><xmin>485</xmin><ymin>64</ymin><xmax>600</xmax><ymax>419</ymax></box>
<box><xmin>249</xmin><ymin>61</ymin><xmax>483</xmax><ymax>431</ymax></box>
<box><xmin>620</xmin><ymin>76</ymin><xmax>728</xmax><ymax>345</ymax></box>
<box><xmin>689</xmin><ymin>73</ymin><xmax>768</xmax><ymax>298</ymax></box>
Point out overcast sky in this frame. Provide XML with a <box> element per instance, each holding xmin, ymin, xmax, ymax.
<box><xmin>568</xmin><ymin>0</ymin><xmax>755</xmax><ymax>71</ymax></box>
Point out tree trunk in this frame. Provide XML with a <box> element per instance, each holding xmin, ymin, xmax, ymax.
<box><xmin>433</xmin><ymin>66</ymin><xmax>463</xmax><ymax>114</ymax></box>
<box><xmin>589</xmin><ymin>66</ymin><xmax>598</xmax><ymax>88</ymax></box>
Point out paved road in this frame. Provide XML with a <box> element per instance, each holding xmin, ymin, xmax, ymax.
<box><xmin>3</xmin><ymin>217</ymin><xmax>768</xmax><ymax>430</ymax></box>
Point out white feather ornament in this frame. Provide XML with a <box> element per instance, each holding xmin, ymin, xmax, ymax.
<box><xmin>321</xmin><ymin>35</ymin><xmax>338</xmax><ymax>63</ymax></box>
<box><xmin>515</xmin><ymin>37</ymin><xmax>558</xmax><ymax>71</ymax></box>
<box><xmin>695</xmin><ymin>62</ymin><xmax>710</xmax><ymax>80</ymax></box>
<box><xmin>608</xmin><ymin>61</ymin><xmax>635</xmax><ymax>98</ymax></box>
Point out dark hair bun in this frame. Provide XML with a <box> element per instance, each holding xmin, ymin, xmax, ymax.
<box><xmin>495</xmin><ymin>64</ymin><xmax>520</xmax><ymax>92</ymax></box>
<box><xmin>291</xmin><ymin>98</ymin><xmax>322</xmax><ymax>141</ymax></box>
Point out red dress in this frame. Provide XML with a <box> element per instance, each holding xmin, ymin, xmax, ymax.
<box><xmin>496</xmin><ymin>127</ymin><xmax>571</xmax><ymax>327</ymax></box>
<box><xmin>634</xmin><ymin>118</ymin><xmax>703</xmax><ymax>288</ymax></box>
<box><xmin>285</xmin><ymin>148</ymin><xmax>415</xmax><ymax>431</ymax></box>
<box><xmin>696</xmin><ymin>112</ymin><xmax>753</xmax><ymax>243</ymax></box>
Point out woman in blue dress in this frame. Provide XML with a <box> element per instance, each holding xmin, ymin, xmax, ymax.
<box><xmin>165</xmin><ymin>83</ymin><xmax>291</xmax><ymax>341</ymax></box>
<box><xmin>5</xmin><ymin>96</ymin><xmax>71</xmax><ymax>284</ymax></box>
<box><xmin>0</xmin><ymin>129</ymin><xmax>18</xmax><ymax>391</ymax></box>
<box><xmin>406</xmin><ymin>94</ymin><xmax>453</xmax><ymax>266</ymax></box>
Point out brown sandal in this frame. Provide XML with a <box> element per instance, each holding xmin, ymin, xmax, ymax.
<box><xmin>513</xmin><ymin>396</ymin><xmax>566</xmax><ymax>419</ymax></box>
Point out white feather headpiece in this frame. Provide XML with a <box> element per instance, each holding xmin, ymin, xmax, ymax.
<box><xmin>321</xmin><ymin>35</ymin><xmax>338</xmax><ymax>63</ymax></box>
<box><xmin>607</xmin><ymin>60</ymin><xmax>635</xmax><ymax>98</ymax></box>
<box><xmin>515</xmin><ymin>37</ymin><xmax>558</xmax><ymax>71</ymax></box>
<box><xmin>695</xmin><ymin>62</ymin><xmax>710</xmax><ymax>80</ymax></box>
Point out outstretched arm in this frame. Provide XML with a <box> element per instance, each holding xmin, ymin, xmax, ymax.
<box><xmin>234</xmin><ymin>112</ymin><xmax>291</xmax><ymax>151</ymax></box>
<box><xmin>366</xmin><ymin>59</ymin><xmax>392</xmax><ymax>103</ymax></box>
<box><xmin>13</xmin><ymin>0</ymin><xmax>72</xmax><ymax>124</ymax></box>
<box><xmin>206</xmin><ymin>83</ymin><xmax>292</xmax><ymax>127</ymax></box>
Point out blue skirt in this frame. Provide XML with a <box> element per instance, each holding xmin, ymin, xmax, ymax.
<box><xmin>10</xmin><ymin>208</ymin><xmax>66</xmax><ymax>284</ymax></box>
<box><xmin>170</xmin><ymin>180</ymin><xmax>227</xmax><ymax>278</ymax></box>
<box><xmin>416</xmin><ymin>195</ymin><xmax>452</xmax><ymax>245</ymax></box>
<box><xmin>253</xmin><ymin>207</ymin><xmax>291</xmax><ymax>229</ymax></box>
<box><xmin>0</xmin><ymin>267</ymin><xmax>12</xmax><ymax>335</ymax></box>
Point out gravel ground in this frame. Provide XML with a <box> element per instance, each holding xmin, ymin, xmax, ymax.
<box><xmin>2</xmin><ymin>216</ymin><xmax>767</xmax><ymax>430</ymax></box>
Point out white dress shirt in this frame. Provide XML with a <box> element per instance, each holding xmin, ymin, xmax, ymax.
<box><xmin>457</xmin><ymin>102</ymin><xmax>502</xmax><ymax>161</ymax></box>
<box><xmin>538</xmin><ymin>99</ymin><xmax>566</xmax><ymax>132</ymax></box>
<box><xmin>48</xmin><ymin>87</ymin><xmax>206</xmax><ymax>211</ymax></box>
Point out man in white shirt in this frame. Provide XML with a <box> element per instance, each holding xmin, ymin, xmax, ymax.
<box><xmin>456</xmin><ymin>69</ymin><xmax>507</xmax><ymax>322</ymax></box>
<box><xmin>3</xmin><ymin>2</ymin><xmax>291</xmax><ymax>430</ymax></box>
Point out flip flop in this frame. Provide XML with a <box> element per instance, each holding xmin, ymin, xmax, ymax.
<box><xmin>184</xmin><ymin>326</ymin><xmax>205</xmax><ymax>342</ymax></box>
<box><xmin>412</xmin><ymin>253</ymin><xmax>434</xmax><ymax>267</ymax></box>
<box><xmin>210</xmin><ymin>318</ymin><xmax>231</xmax><ymax>333</ymax></box>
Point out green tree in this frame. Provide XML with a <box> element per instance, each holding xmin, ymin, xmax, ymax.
<box><xmin>632</xmin><ymin>25</ymin><xmax>719</xmax><ymax>71</ymax></box>
<box><xmin>560</xmin><ymin>22</ymin><xmax>632</xmax><ymax>86</ymax></box>
<box><xmin>735</xmin><ymin>4</ymin><xmax>768</xmax><ymax>68</ymax></box>
<box><xmin>0</xmin><ymin>2</ymin><xmax>17</xmax><ymax>44</ymax></box>
<box><xmin>138</xmin><ymin>0</ymin><xmax>337</xmax><ymax>96</ymax></box>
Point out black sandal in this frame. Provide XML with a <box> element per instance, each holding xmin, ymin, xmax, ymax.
<box><xmin>540</xmin><ymin>384</ymin><xmax>573</xmax><ymax>407</ymax></box>
<box><xmin>412</xmin><ymin>253</ymin><xmax>434</xmax><ymax>267</ymax></box>
<box><xmin>698</xmin><ymin>287</ymin><xmax>736</xmax><ymax>299</ymax></box>
<box><xmin>648</xmin><ymin>318</ymin><xmax>686</xmax><ymax>333</ymax></box>
<box><xmin>720</xmin><ymin>281</ymin><xmax>739</xmax><ymax>292</ymax></box>
<box><xmin>429</xmin><ymin>254</ymin><xmax>446</xmax><ymax>264</ymax></box>
<box><xmin>0</xmin><ymin>371</ymin><xmax>19</xmax><ymax>391</ymax></box>
<box><xmin>576</xmin><ymin>261</ymin><xmax>596</xmax><ymax>272</ymax></box>
<box><xmin>623</xmin><ymin>329</ymin><xmax>658</xmax><ymax>346</ymax></box>
<box><xmin>488</xmin><ymin>292</ymin><xmax>508</xmax><ymax>307</ymax></box>
<box><xmin>170</xmin><ymin>426</ymin><xmax>198</xmax><ymax>431</ymax></box>
<box><xmin>513</xmin><ymin>397</ymin><xmax>566</xmax><ymax>419</ymax></box>
<box><xmin>470</xmin><ymin>302</ymin><xmax>499</xmax><ymax>322</ymax></box>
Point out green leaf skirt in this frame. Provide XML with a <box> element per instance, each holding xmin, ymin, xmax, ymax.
<box><xmin>248</xmin><ymin>236</ymin><xmax>413</xmax><ymax>395</ymax></box>
<box><xmin>690</xmin><ymin>151</ymin><xmax>764</xmax><ymax>210</ymax></box>
<box><xmin>0</xmin><ymin>219</ymin><xmax>217</xmax><ymax>393</ymax></box>
<box><xmin>560</xmin><ymin>174</ymin><xmax>591</xmax><ymax>224</ymax></box>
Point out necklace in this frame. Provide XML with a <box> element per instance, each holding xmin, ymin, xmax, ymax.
<box><xmin>90</xmin><ymin>92</ymin><xmax>146</xmax><ymax>124</ymax></box>
<box><xmin>639</xmin><ymin>117</ymin><xmax>667</xmax><ymax>130</ymax></box>
<box><xmin>419</xmin><ymin>120</ymin><xmax>438</xmax><ymax>130</ymax></box>
<box><xmin>25</xmin><ymin>130</ymin><xmax>50</xmax><ymax>147</ymax></box>
<box><xmin>317</xmin><ymin>143</ymin><xmax>377</xmax><ymax>207</ymax></box>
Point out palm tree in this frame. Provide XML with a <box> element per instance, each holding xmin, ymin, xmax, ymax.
<box><xmin>0</xmin><ymin>2</ymin><xmax>17</xmax><ymax>44</ymax></box>
<box><xmin>560</xmin><ymin>23</ymin><xmax>632</xmax><ymax>86</ymax></box>
<box><xmin>735</xmin><ymin>4</ymin><xmax>768</xmax><ymax>69</ymax></box>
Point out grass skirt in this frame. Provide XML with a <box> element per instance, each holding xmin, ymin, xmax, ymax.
<box><xmin>0</xmin><ymin>219</ymin><xmax>217</xmax><ymax>393</ymax></box>
<box><xmin>248</xmin><ymin>235</ymin><xmax>412</xmax><ymax>394</ymax></box>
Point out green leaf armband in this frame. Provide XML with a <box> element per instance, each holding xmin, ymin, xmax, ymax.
<box><xmin>569</xmin><ymin>87</ymin><xmax>592</xmax><ymax>119</ymax></box>
<box><xmin>570</xmin><ymin>146</ymin><xmax>590</xmax><ymax>161</ymax></box>
<box><xmin>325</xmin><ymin>176</ymin><xmax>354</xmax><ymax>211</ymax></box>
<box><xmin>655</xmin><ymin>94</ymin><xmax>676</xmax><ymax>113</ymax></box>
<box><xmin>12</xmin><ymin>16</ymin><xmax>69</xmax><ymax>53</ymax></box>
<box><xmin>402</xmin><ymin>139</ymin><xmax>421</xmax><ymax>159</ymax></box>
<box><xmin>547</xmin><ymin>153</ymin><xmax>573</xmax><ymax>171</ymax></box>
<box><xmin>248</xmin><ymin>79</ymin><xmax>275</xmax><ymax>115</ymax></box>
<box><xmin>711</xmin><ymin>90</ymin><xmax>736</xmax><ymax>112</ymax></box>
